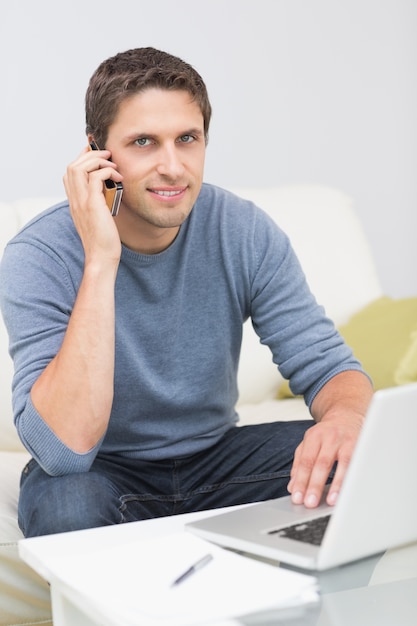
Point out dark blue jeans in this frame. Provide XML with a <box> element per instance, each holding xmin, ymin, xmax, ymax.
<box><xmin>19</xmin><ymin>420</ymin><xmax>313</xmax><ymax>537</ymax></box>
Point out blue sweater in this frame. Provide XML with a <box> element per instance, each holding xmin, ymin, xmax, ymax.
<box><xmin>0</xmin><ymin>184</ymin><xmax>362</xmax><ymax>475</ymax></box>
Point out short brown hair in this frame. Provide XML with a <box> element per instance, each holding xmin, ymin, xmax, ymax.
<box><xmin>85</xmin><ymin>47</ymin><xmax>212</xmax><ymax>147</ymax></box>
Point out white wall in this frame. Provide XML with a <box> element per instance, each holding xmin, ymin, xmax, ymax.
<box><xmin>1</xmin><ymin>0</ymin><xmax>416</xmax><ymax>298</ymax></box>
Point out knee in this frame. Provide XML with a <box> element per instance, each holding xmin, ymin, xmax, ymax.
<box><xmin>19</xmin><ymin>470</ymin><xmax>121</xmax><ymax>537</ymax></box>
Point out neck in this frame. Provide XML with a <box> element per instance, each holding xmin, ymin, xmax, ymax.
<box><xmin>117</xmin><ymin>223</ymin><xmax>180</xmax><ymax>255</ymax></box>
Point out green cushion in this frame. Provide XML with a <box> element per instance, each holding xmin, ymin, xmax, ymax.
<box><xmin>277</xmin><ymin>296</ymin><xmax>417</xmax><ymax>398</ymax></box>
<box><xmin>395</xmin><ymin>330</ymin><xmax>417</xmax><ymax>385</ymax></box>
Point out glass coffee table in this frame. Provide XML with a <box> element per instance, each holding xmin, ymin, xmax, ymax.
<box><xmin>19</xmin><ymin>505</ymin><xmax>417</xmax><ymax>625</ymax></box>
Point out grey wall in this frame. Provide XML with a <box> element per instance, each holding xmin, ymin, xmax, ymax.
<box><xmin>1</xmin><ymin>0</ymin><xmax>416</xmax><ymax>298</ymax></box>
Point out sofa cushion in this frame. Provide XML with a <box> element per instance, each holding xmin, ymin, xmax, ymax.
<box><xmin>0</xmin><ymin>322</ymin><xmax>19</xmax><ymax>451</ymax></box>
<box><xmin>0</xmin><ymin>451</ymin><xmax>52</xmax><ymax>625</ymax></box>
<box><xmin>395</xmin><ymin>330</ymin><xmax>417</xmax><ymax>385</ymax></box>
<box><xmin>238</xmin><ymin>398</ymin><xmax>313</xmax><ymax>426</ymax></box>
<box><xmin>337</xmin><ymin>296</ymin><xmax>417</xmax><ymax>390</ymax></box>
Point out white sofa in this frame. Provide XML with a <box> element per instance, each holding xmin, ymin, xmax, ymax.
<box><xmin>0</xmin><ymin>186</ymin><xmax>383</xmax><ymax>625</ymax></box>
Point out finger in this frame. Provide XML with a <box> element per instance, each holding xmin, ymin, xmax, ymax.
<box><xmin>64</xmin><ymin>153</ymin><xmax>122</xmax><ymax>212</ymax></box>
<box><xmin>288</xmin><ymin>426</ymin><xmax>338</xmax><ymax>507</ymax></box>
<box><xmin>287</xmin><ymin>440</ymin><xmax>306</xmax><ymax>491</ymax></box>
<box><xmin>325</xmin><ymin>447</ymin><xmax>352</xmax><ymax>506</ymax></box>
<box><xmin>288</xmin><ymin>434</ymin><xmax>322</xmax><ymax>506</ymax></box>
<box><xmin>291</xmin><ymin>453</ymin><xmax>335</xmax><ymax>508</ymax></box>
<box><xmin>66</xmin><ymin>147</ymin><xmax>118</xmax><ymax>180</ymax></box>
<box><xmin>300</xmin><ymin>448</ymin><xmax>337</xmax><ymax>508</ymax></box>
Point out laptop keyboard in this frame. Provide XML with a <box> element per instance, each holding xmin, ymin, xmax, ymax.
<box><xmin>268</xmin><ymin>514</ymin><xmax>331</xmax><ymax>546</ymax></box>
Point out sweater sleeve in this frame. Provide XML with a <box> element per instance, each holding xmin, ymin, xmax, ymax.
<box><xmin>248</xmin><ymin>208</ymin><xmax>364</xmax><ymax>408</ymax></box>
<box><xmin>0</xmin><ymin>236</ymin><xmax>102</xmax><ymax>475</ymax></box>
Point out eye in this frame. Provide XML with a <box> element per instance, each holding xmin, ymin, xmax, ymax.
<box><xmin>177</xmin><ymin>134</ymin><xmax>195</xmax><ymax>144</ymax></box>
<box><xmin>134</xmin><ymin>137</ymin><xmax>152</xmax><ymax>147</ymax></box>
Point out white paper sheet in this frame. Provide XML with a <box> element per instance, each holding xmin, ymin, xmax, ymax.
<box><xmin>53</xmin><ymin>532</ymin><xmax>318</xmax><ymax>625</ymax></box>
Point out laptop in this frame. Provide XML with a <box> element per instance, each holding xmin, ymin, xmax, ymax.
<box><xmin>187</xmin><ymin>383</ymin><xmax>417</xmax><ymax>571</ymax></box>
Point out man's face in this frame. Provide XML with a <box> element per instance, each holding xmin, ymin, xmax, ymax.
<box><xmin>105</xmin><ymin>88</ymin><xmax>206</xmax><ymax>253</ymax></box>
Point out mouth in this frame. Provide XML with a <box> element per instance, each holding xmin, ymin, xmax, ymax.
<box><xmin>148</xmin><ymin>186</ymin><xmax>187</xmax><ymax>201</ymax></box>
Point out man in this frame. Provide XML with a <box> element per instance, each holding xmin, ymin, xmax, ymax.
<box><xmin>0</xmin><ymin>48</ymin><xmax>372</xmax><ymax>538</ymax></box>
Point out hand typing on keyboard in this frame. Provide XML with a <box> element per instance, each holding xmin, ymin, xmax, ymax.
<box><xmin>287</xmin><ymin>371</ymin><xmax>373</xmax><ymax>509</ymax></box>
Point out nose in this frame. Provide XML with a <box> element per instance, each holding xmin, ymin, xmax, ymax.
<box><xmin>156</xmin><ymin>143</ymin><xmax>185</xmax><ymax>180</ymax></box>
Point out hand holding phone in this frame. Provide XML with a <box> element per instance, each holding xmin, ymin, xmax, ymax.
<box><xmin>89</xmin><ymin>141</ymin><xmax>123</xmax><ymax>216</ymax></box>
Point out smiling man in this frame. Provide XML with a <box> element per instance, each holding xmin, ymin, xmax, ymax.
<box><xmin>110</xmin><ymin>88</ymin><xmax>206</xmax><ymax>252</ymax></box>
<box><xmin>0</xmin><ymin>48</ymin><xmax>373</xmax><ymax>538</ymax></box>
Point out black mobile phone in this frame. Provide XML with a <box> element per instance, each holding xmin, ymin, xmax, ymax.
<box><xmin>89</xmin><ymin>141</ymin><xmax>123</xmax><ymax>216</ymax></box>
